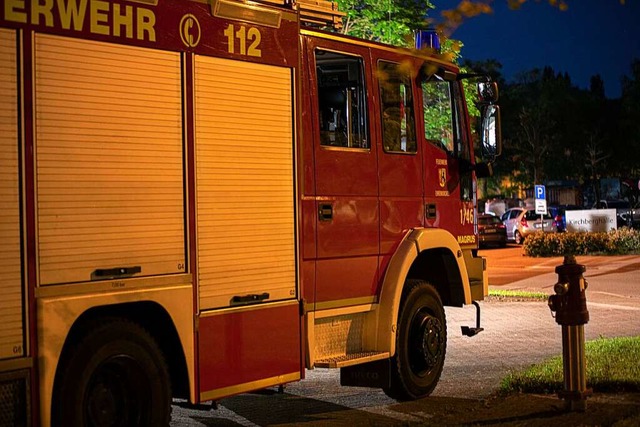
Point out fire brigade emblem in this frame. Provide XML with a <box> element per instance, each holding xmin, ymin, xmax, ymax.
<box><xmin>438</xmin><ymin>168</ymin><xmax>447</xmax><ymax>188</ymax></box>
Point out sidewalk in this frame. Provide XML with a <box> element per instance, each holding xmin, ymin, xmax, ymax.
<box><xmin>437</xmin><ymin>297</ymin><xmax>640</xmax><ymax>399</ymax></box>
<box><xmin>428</xmin><ymin>252</ymin><xmax>640</xmax><ymax>426</ymax></box>
<box><xmin>489</xmin><ymin>253</ymin><xmax>640</xmax><ymax>309</ymax></box>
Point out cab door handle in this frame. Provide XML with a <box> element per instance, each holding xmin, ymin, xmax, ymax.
<box><xmin>319</xmin><ymin>204</ymin><xmax>333</xmax><ymax>221</ymax></box>
<box><xmin>426</xmin><ymin>203</ymin><xmax>437</xmax><ymax>220</ymax></box>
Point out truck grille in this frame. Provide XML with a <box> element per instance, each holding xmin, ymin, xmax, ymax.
<box><xmin>0</xmin><ymin>369</ymin><xmax>29</xmax><ymax>427</ymax></box>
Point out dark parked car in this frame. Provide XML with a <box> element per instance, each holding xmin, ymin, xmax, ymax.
<box><xmin>478</xmin><ymin>213</ymin><xmax>507</xmax><ymax>248</ymax></box>
<box><xmin>593</xmin><ymin>200</ymin><xmax>640</xmax><ymax>228</ymax></box>
<box><xmin>549</xmin><ymin>204</ymin><xmax>581</xmax><ymax>232</ymax></box>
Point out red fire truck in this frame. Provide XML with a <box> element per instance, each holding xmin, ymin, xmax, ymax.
<box><xmin>0</xmin><ymin>0</ymin><xmax>501</xmax><ymax>425</ymax></box>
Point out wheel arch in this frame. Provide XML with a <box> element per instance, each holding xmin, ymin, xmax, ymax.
<box><xmin>376</xmin><ymin>228</ymin><xmax>471</xmax><ymax>356</ymax></box>
<box><xmin>38</xmin><ymin>284</ymin><xmax>195</xmax><ymax>427</ymax></box>
<box><xmin>53</xmin><ymin>301</ymin><xmax>190</xmax><ymax>401</ymax></box>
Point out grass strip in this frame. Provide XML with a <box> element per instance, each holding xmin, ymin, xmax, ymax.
<box><xmin>500</xmin><ymin>336</ymin><xmax>640</xmax><ymax>394</ymax></box>
<box><xmin>488</xmin><ymin>288</ymin><xmax>548</xmax><ymax>300</ymax></box>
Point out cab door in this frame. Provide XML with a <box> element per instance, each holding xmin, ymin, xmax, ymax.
<box><xmin>419</xmin><ymin>72</ymin><xmax>475</xmax><ymax>243</ymax></box>
<box><xmin>369</xmin><ymin>50</ymin><xmax>424</xmax><ymax>280</ymax></box>
<box><xmin>305</xmin><ymin>37</ymin><xmax>379</xmax><ymax>307</ymax></box>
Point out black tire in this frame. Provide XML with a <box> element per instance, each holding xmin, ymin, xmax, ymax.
<box><xmin>52</xmin><ymin>319</ymin><xmax>172</xmax><ymax>427</ymax></box>
<box><xmin>514</xmin><ymin>230</ymin><xmax>523</xmax><ymax>245</ymax></box>
<box><xmin>384</xmin><ymin>280</ymin><xmax>447</xmax><ymax>401</ymax></box>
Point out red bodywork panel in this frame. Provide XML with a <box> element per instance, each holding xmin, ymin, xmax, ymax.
<box><xmin>198</xmin><ymin>303</ymin><xmax>301</xmax><ymax>394</ymax></box>
<box><xmin>0</xmin><ymin>0</ymin><xmax>299</xmax><ymax>67</ymax></box>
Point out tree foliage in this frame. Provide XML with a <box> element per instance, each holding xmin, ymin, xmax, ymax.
<box><xmin>334</xmin><ymin>0</ymin><xmax>622</xmax><ymax>48</ymax></box>
<box><xmin>464</xmin><ymin>59</ymin><xmax>640</xmax><ymax>198</ymax></box>
<box><xmin>619</xmin><ymin>59</ymin><xmax>640</xmax><ymax>175</ymax></box>
<box><xmin>336</xmin><ymin>0</ymin><xmax>434</xmax><ymax>47</ymax></box>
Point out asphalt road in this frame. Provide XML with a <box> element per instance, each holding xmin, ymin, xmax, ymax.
<box><xmin>171</xmin><ymin>246</ymin><xmax>640</xmax><ymax>426</ymax></box>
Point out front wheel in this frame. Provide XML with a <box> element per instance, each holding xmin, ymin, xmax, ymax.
<box><xmin>384</xmin><ymin>280</ymin><xmax>447</xmax><ymax>401</ymax></box>
<box><xmin>514</xmin><ymin>230</ymin><xmax>524</xmax><ymax>245</ymax></box>
<box><xmin>52</xmin><ymin>319</ymin><xmax>172</xmax><ymax>427</ymax></box>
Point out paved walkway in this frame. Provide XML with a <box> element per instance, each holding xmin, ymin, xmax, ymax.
<box><xmin>171</xmin><ymin>254</ymin><xmax>640</xmax><ymax>425</ymax></box>
<box><xmin>436</xmin><ymin>299</ymin><xmax>639</xmax><ymax>398</ymax></box>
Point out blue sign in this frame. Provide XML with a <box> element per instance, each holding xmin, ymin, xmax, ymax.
<box><xmin>535</xmin><ymin>185</ymin><xmax>546</xmax><ymax>200</ymax></box>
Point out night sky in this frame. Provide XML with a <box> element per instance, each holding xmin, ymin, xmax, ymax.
<box><xmin>433</xmin><ymin>0</ymin><xmax>640</xmax><ymax>98</ymax></box>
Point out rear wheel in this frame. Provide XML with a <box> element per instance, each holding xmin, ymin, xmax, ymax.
<box><xmin>52</xmin><ymin>319</ymin><xmax>171</xmax><ymax>427</ymax></box>
<box><xmin>514</xmin><ymin>230</ymin><xmax>524</xmax><ymax>245</ymax></box>
<box><xmin>384</xmin><ymin>280</ymin><xmax>446</xmax><ymax>401</ymax></box>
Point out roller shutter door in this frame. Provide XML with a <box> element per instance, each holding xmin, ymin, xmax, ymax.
<box><xmin>34</xmin><ymin>34</ymin><xmax>185</xmax><ymax>285</ymax></box>
<box><xmin>0</xmin><ymin>28</ymin><xmax>23</xmax><ymax>359</ymax></box>
<box><xmin>195</xmin><ymin>56</ymin><xmax>296</xmax><ymax>310</ymax></box>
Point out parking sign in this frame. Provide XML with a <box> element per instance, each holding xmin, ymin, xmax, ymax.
<box><xmin>534</xmin><ymin>185</ymin><xmax>547</xmax><ymax>214</ymax></box>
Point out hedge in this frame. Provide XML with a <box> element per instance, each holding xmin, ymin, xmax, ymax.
<box><xmin>523</xmin><ymin>227</ymin><xmax>640</xmax><ymax>257</ymax></box>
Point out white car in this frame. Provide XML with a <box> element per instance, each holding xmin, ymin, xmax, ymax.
<box><xmin>501</xmin><ymin>208</ymin><xmax>558</xmax><ymax>244</ymax></box>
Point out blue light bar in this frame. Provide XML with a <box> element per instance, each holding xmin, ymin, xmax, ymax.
<box><xmin>415</xmin><ymin>30</ymin><xmax>440</xmax><ymax>51</ymax></box>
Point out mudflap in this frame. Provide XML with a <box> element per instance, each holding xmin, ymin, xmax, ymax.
<box><xmin>340</xmin><ymin>359</ymin><xmax>391</xmax><ymax>389</ymax></box>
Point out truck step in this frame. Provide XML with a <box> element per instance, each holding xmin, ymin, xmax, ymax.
<box><xmin>314</xmin><ymin>351</ymin><xmax>389</xmax><ymax>368</ymax></box>
<box><xmin>461</xmin><ymin>326</ymin><xmax>484</xmax><ymax>337</ymax></box>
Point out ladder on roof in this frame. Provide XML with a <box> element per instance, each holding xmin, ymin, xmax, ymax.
<box><xmin>297</xmin><ymin>0</ymin><xmax>345</xmax><ymax>29</ymax></box>
<box><xmin>252</xmin><ymin>0</ymin><xmax>345</xmax><ymax>29</ymax></box>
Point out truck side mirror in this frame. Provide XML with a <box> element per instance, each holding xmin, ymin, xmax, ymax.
<box><xmin>480</xmin><ymin>104</ymin><xmax>502</xmax><ymax>161</ymax></box>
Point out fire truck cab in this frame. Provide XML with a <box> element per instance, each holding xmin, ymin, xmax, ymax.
<box><xmin>0</xmin><ymin>0</ymin><xmax>500</xmax><ymax>425</ymax></box>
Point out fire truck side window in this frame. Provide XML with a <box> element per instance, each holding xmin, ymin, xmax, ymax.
<box><xmin>378</xmin><ymin>61</ymin><xmax>417</xmax><ymax>153</ymax></box>
<box><xmin>452</xmin><ymin>82</ymin><xmax>471</xmax><ymax>161</ymax></box>
<box><xmin>422</xmin><ymin>78</ymin><xmax>454</xmax><ymax>152</ymax></box>
<box><xmin>315</xmin><ymin>50</ymin><xmax>369</xmax><ymax>148</ymax></box>
<box><xmin>453</xmin><ymin>82</ymin><xmax>473</xmax><ymax>201</ymax></box>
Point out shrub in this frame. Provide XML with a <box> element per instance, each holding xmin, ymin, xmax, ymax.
<box><xmin>609</xmin><ymin>227</ymin><xmax>640</xmax><ymax>254</ymax></box>
<box><xmin>523</xmin><ymin>227</ymin><xmax>640</xmax><ymax>257</ymax></box>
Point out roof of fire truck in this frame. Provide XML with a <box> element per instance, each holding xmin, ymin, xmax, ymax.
<box><xmin>255</xmin><ymin>0</ymin><xmax>461</xmax><ymax>72</ymax></box>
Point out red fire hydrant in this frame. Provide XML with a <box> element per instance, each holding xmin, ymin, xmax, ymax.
<box><xmin>548</xmin><ymin>255</ymin><xmax>592</xmax><ymax>411</ymax></box>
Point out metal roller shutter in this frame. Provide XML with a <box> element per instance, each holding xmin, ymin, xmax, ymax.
<box><xmin>34</xmin><ymin>34</ymin><xmax>185</xmax><ymax>285</ymax></box>
<box><xmin>0</xmin><ymin>28</ymin><xmax>23</xmax><ymax>359</ymax></box>
<box><xmin>195</xmin><ymin>56</ymin><xmax>296</xmax><ymax>310</ymax></box>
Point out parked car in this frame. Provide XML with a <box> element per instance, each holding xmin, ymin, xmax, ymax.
<box><xmin>478</xmin><ymin>213</ymin><xmax>507</xmax><ymax>248</ymax></box>
<box><xmin>593</xmin><ymin>199</ymin><xmax>640</xmax><ymax>228</ymax></box>
<box><xmin>548</xmin><ymin>204</ymin><xmax>581</xmax><ymax>232</ymax></box>
<box><xmin>501</xmin><ymin>207</ymin><xmax>557</xmax><ymax>245</ymax></box>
